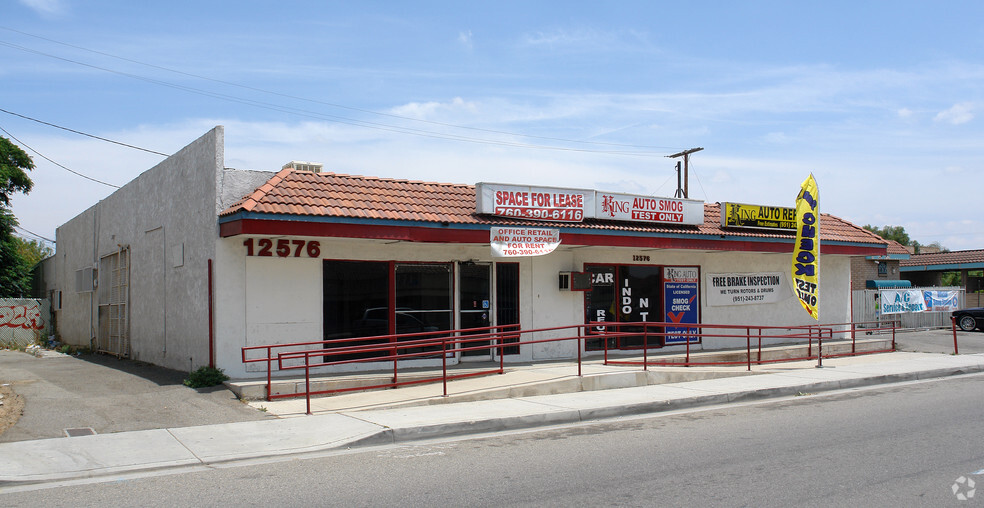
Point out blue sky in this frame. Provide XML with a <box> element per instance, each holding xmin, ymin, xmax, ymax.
<box><xmin>3</xmin><ymin>1</ymin><xmax>983</xmax><ymax>250</ymax></box>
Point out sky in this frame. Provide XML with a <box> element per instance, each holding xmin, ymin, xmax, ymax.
<box><xmin>2</xmin><ymin>1</ymin><xmax>983</xmax><ymax>251</ymax></box>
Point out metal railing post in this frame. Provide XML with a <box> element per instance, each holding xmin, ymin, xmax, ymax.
<box><xmin>577</xmin><ymin>328</ymin><xmax>582</xmax><ymax>377</ymax></box>
<box><xmin>305</xmin><ymin>352</ymin><xmax>312</xmax><ymax>415</ymax></box>
<box><xmin>757</xmin><ymin>328</ymin><xmax>762</xmax><ymax>363</ymax></box>
<box><xmin>685</xmin><ymin>330</ymin><xmax>691</xmax><ymax>365</ymax></box>
<box><xmin>952</xmin><ymin>316</ymin><xmax>960</xmax><ymax>355</ymax></box>
<box><xmin>392</xmin><ymin>339</ymin><xmax>398</xmax><ymax>386</ymax></box>
<box><xmin>892</xmin><ymin>320</ymin><xmax>897</xmax><ymax>351</ymax></box>
<box><xmin>442</xmin><ymin>336</ymin><xmax>448</xmax><ymax>397</ymax></box>
<box><xmin>499</xmin><ymin>331</ymin><xmax>505</xmax><ymax>374</ymax></box>
<box><xmin>746</xmin><ymin>328</ymin><xmax>751</xmax><ymax>371</ymax></box>
<box><xmin>851</xmin><ymin>323</ymin><xmax>856</xmax><ymax>354</ymax></box>
<box><xmin>604</xmin><ymin>328</ymin><xmax>609</xmax><ymax>365</ymax></box>
<box><xmin>816</xmin><ymin>329</ymin><xmax>823</xmax><ymax>368</ymax></box>
<box><xmin>643</xmin><ymin>325</ymin><xmax>648</xmax><ymax>371</ymax></box>
<box><xmin>266</xmin><ymin>346</ymin><xmax>273</xmax><ymax>402</ymax></box>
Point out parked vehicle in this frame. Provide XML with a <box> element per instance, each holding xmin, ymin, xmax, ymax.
<box><xmin>953</xmin><ymin>308</ymin><xmax>984</xmax><ymax>332</ymax></box>
<box><xmin>353</xmin><ymin>307</ymin><xmax>440</xmax><ymax>336</ymax></box>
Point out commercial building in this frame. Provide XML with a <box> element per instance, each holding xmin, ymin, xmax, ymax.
<box><xmin>40</xmin><ymin>127</ymin><xmax>888</xmax><ymax>379</ymax></box>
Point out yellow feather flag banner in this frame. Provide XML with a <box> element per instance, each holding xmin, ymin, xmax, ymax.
<box><xmin>792</xmin><ymin>174</ymin><xmax>820</xmax><ymax>320</ymax></box>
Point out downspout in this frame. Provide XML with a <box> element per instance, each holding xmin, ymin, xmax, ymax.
<box><xmin>208</xmin><ymin>258</ymin><xmax>214</xmax><ymax>368</ymax></box>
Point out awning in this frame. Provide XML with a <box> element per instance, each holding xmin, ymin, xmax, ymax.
<box><xmin>866</xmin><ymin>279</ymin><xmax>912</xmax><ymax>289</ymax></box>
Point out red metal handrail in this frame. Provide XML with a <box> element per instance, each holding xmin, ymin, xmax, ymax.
<box><xmin>594</xmin><ymin>321</ymin><xmax>835</xmax><ymax>370</ymax></box>
<box><xmin>241</xmin><ymin>319</ymin><xmax>899</xmax><ymax>413</ymax></box>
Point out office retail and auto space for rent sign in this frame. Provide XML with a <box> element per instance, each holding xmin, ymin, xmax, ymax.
<box><xmin>475</xmin><ymin>183</ymin><xmax>704</xmax><ymax>225</ymax></box>
<box><xmin>490</xmin><ymin>227</ymin><xmax>561</xmax><ymax>257</ymax></box>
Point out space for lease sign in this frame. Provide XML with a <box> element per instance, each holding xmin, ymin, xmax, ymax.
<box><xmin>706</xmin><ymin>272</ymin><xmax>788</xmax><ymax>306</ymax></box>
<box><xmin>476</xmin><ymin>183</ymin><xmax>591</xmax><ymax>222</ymax></box>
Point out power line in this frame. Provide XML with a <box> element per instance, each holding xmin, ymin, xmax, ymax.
<box><xmin>0</xmin><ymin>125</ymin><xmax>121</xmax><ymax>188</ymax></box>
<box><xmin>0</xmin><ymin>107</ymin><xmax>169</xmax><ymax>156</ymax></box>
<box><xmin>0</xmin><ymin>26</ymin><xmax>680</xmax><ymax>152</ymax></box>
<box><xmin>0</xmin><ymin>33</ymin><xmax>680</xmax><ymax>157</ymax></box>
<box><xmin>14</xmin><ymin>225</ymin><xmax>55</xmax><ymax>244</ymax></box>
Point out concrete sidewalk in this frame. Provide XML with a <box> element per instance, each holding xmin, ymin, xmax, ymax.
<box><xmin>2</xmin><ymin>350</ymin><xmax>983</xmax><ymax>486</ymax></box>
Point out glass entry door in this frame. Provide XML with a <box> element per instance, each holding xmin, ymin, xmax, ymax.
<box><xmin>459</xmin><ymin>263</ymin><xmax>492</xmax><ymax>359</ymax></box>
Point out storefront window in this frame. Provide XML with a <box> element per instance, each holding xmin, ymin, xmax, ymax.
<box><xmin>584</xmin><ymin>264</ymin><xmax>662</xmax><ymax>350</ymax></box>
<box><xmin>395</xmin><ymin>264</ymin><xmax>452</xmax><ymax>353</ymax></box>
<box><xmin>323</xmin><ymin>260</ymin><xmax>390</xmax><ymax>358</ymax></box>
<box><xmin>496</xmin><ymin>263</ymin><xmax>520</xmax><ymax>355</ymax></box>
<box><xmin>323</xmin><ymin>260</ymin><xmax>518</xmax><ymax>359</ymax></box>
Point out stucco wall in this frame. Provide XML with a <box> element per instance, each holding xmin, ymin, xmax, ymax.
<box><xmin>47</xmin><ymin>127</ymin><xmax>224</xmax><ymax>371</ymax></box>
<box><xmin>215</xmin><ymin>234</ymin><xmax>854</xmax><ymax>378</ymax></box>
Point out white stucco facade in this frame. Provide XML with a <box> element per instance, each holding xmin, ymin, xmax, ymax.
<box><xmin>42</xmin><ymin>127</ymin><xmax>879</xmax><ymax>379</ymax></box>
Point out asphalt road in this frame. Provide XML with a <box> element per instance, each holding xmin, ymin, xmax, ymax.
<box><xmin>896</xmin><ymin>327</ymin><xmax>984</xmax><ymax>354</ymax></box>
<box><xmin>4</xmin><ymin>372</ymin><xmax>983</xmax><ymax>506</ymax></box>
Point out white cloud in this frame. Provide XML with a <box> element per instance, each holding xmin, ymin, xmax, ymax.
<box><xmin>18</xmin><ymin>0</ymin><xmax>67</xmax><ymax>16</ymax></box>
<box><xmin>388</xmin><ymin>97</ymin><xmax>479</xmax><ymax>120</ymax></box>
<box><xmin>458</xmin><ymin>30</ymin><xmax>473</xmax><ymax>50</ymax></box>
<box><xmin>897</xmin><ymin>108</ymin><xmax>912</xmax><ymax>118</ymax></box>
<box><xmin>934</xmin><ymin>102</ymin><xmax>975</xmax><ymax>125</ymax></box>
<box><xmin>763</xmin><ymin>132</ymin><xmax>788</xmax><ymax>144</ymax></box>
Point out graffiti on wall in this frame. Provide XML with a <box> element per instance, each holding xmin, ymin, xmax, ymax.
<box><xmin>0</xmin><ymin>305</ymin><xmax>45</xmax><ymax>330</ymax></box>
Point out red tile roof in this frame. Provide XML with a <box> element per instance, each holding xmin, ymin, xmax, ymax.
<box><xmin>220</xmin><ymin>170</ymin><xmax>887</xmax><ymax>245</ymax></box>
<box><xmin>886</xmin><ymin>240</ymin><xmax>911</xmax><ymax>256</ymax></box>
<box><xmin>901</xmin><ymin>249</ymin><xmax>984</xmax><ymax>267</ymax></box>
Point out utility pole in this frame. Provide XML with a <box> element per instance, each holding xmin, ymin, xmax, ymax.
<box><xmin>666</xmin><ymin>147</ymin><xmax>703</xmax><ymax>199</ymax></box>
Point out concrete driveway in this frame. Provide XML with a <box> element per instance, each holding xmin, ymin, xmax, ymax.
<box><xmin>0</xmin><ymin>350</ymin><xmax>273</xmax><ymax>443</ymax></box>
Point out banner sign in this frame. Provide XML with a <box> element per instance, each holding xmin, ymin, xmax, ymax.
<box><xmin>706</xmin><ymin>272</ymin><xmax>787</xmax><ymax>306</ymax></box>
<box><xmin>879</xmin><ymin>289</ymin><xmax>959</xmax><ymax>314</ymax></box>
<box><xmin>476</xmin><ymin>183</ymin><xmax>591</xmax><ymax>222</ymax></box>
<box><xmin>662</xmin><ymin>267</ymin><xmax>700</xmax><ymax>344</ymax></box>
<box><xmin>923</xmin><ymin>290</ymin><xmax>959</xmax><ymax>312</ymax></box>
<box><xmin>475</xmin><ymin>183</ymin><xmax>704</xmax><ymax>226</ymax></box>
<box><xmin>597</xmin><ymin>192</ymin><xmax>704</xmax><ymax>225</ymax></box>
<box><xmin>791</xmin><ymin>174</ymin><xmax>820</xmax><ymax>320</ymax></box>
<box><xmin>490</xmin><ymin>227</ymin><xmax>561</xmax><ymax>257</ymax></box>
<box><xmin>721</xmin><ymin>202</ymin><xmax>796</xmax><ymax>230</ymax></box>
<box><xmin>879</xmin><ymin>289</ymin><xmax>928</xmax><ymax>314</ymax></box>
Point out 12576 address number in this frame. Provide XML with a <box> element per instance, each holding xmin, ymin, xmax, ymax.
<box><xmin>243</xmin><ymin>238</ymin><xmax>320</xmax><ymax>258</ymax></box>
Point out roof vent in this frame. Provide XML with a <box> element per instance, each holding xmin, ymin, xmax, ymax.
<box><xmin>282</xmin><ymin>161</ymin><xmax>323</xmax><ymax>173</ymax></box>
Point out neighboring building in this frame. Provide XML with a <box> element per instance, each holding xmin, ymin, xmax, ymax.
<box><xmin>901</xmin><ymin>249</ymin><xmax>984</xmax><ymax>306</ymax></box>
<box><xmin>850</xmin><ymin>239</ymin><xmax>911</xmax><ymax>290</ymax></box>
<box><xmin>40</xmin><ymin>127</ymin><xmax>887</xmax><ymax>379</ymax></box>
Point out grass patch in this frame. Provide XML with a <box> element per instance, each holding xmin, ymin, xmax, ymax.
<box><xmin>183</xmin><ymin>366</ymin><xmax>230</xmax><ymax>388</ymax></box>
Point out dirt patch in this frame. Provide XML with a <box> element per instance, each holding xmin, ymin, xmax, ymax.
<box><xmin>0</xmin><ymin>383</ymin><xmax>25</xmax><ymax>437</ymax></box>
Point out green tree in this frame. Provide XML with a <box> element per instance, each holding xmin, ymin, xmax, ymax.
<box><xmin>863</xmin><ymin>224</ymin><xmax>950</xmax><ymax>255</ymax></box>
<box><xmin>0</xmin><ymin>137</ymin><xmax>35</xmax><ymax>298</ymax></box>
<box><xmin>13</xmin><ymin>236</ymin><xmax>53</xmax><ymax>267</ymax></box>
<box><xmin>862</xmin><ymin>224</ymin><xmax>910</xmax><ymax>246</ymax></box>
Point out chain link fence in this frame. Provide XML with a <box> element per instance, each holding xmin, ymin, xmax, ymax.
<box><xmin>0</xmin><ymin>298</ymin><xmax>52</xmax><ymax>348</ymax></box>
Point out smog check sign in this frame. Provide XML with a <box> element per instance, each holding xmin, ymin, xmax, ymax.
<box><xmin>491</xmin><ymin>227</ymin><xmax>561</xmax><ymax>257</ymax></box>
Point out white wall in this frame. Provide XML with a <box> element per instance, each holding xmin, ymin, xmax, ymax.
<box><xmin>47</xmin><ymin>127</ymin><xmax>224</xmax><ymax>372</ymax></box>
<box><xmin>215</xmin><ymin>232</ymin><xmax>854</xmax><ymax>378</ymax></box>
